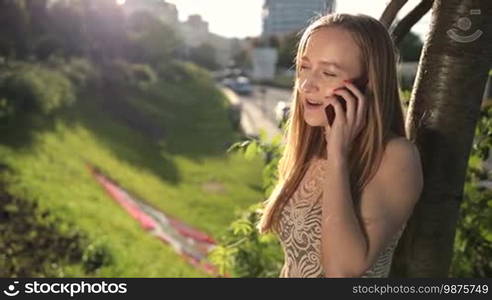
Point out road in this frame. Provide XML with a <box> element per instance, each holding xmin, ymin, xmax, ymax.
<box><xmin>246</xmin><ymin>85</ymin><xmax>294</xmax><ymax>124</ymax></box>
<box><xmin>221</xmin><ymin>85</ymin><xmax>293</xmax><ymax>142</ymax></box>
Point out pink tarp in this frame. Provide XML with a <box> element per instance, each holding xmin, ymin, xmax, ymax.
<box><xmin>87</xmin><ymin>164</ymin><xmax>226</xmax><ymax>277</ymax></box>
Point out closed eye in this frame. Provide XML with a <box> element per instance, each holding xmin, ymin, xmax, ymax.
<box><xmin>323</xmin><ymin>72</ymin><xmax>336</xmax><ymax>77</ymax></box>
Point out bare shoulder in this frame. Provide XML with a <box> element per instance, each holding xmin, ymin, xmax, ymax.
<box><xmin>377</xmin><ymin>136</ymin><xmax>423</xmax><ymax>197</ymax></box>
<box><xmin>386</xmin><ymin>136</ymin><xmax>420</xmax><ymax>158</ymax></box>
<box><xmin>358</xmin><ymin>136</ymin><xmax>423</xmax><ymax>227</ymax></box>
<box><xmin>355</xmin><ymin>137</ymin><xmax>424</xmax><ymax>271</ymax></box>
<box><xmin>381</xmin><ymin>137</ymin><xmax>422</xmax><ymax>183</ymax></box>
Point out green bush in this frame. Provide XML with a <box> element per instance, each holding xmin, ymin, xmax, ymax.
<box><xmin>106</xmin><ymin>60</ymin><xmax>157</xmax><ymax>91</ymax></box>
<box><xmin>54</xmin><ymin>57</ymin><xmax>99</xmax><ymax>90</ymax></box>
<box><xmin>81</xmin><ymin>239</ymin><xmax>114</xmax><ymax>274</ymax></box>
<box><xmin>209</xmin><ymin>202</ymin><xmax>284</xmax><ymax>277</ymax></box>
<box><xmin>155</xmin><ymin>60</ymin><xmax>193</xmax><ymax>83</ymax></box>
<box><xmin>210</xmin><ymin>129</ymin><xmax>285</xmax><ymax>277</ymax></box>
<box><xmin>33</xmin><ymin>35</ymin><xmax>64</xmax><ymax>61</ymax></box>
<box><xmin>400</xmin><ymin>89</ymin><xmax>411</xmax><ymax>107</ymax></box>
<box><xmin>450</xmin><ymin>105</ymin><xmax>492</xmax><ymax>277</ymax></box>
<box><xmin>0</xmin><ymin>180</ymin><xmax>112</xmax><ymax>277</ymax></box>
<box><xmin>0</xmin><ymin>63</ymin><xmax>75</xmax><ymax>119</ymax></box>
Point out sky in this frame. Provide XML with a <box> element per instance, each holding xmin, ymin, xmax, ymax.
<box><xmin>164</xmin><ymin>0</ymin><xmax>432</xmax><ymax>40</ymax></box>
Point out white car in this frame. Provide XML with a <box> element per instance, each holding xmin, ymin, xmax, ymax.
<box><xmin>275</xmin><ymin>101</ymin><xmax>290</xmax><ymax>126</ymax></box>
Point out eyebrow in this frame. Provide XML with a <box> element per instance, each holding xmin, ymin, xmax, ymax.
<box><xmin>300</xmin><ymin>56</ymin><xmax>344</xmax><ymax>70</ymax></box>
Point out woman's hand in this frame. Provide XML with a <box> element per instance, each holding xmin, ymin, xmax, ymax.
<box><xmin>323</xmin><ymin>80</ymin><xmax>368</xmax><ymax>162</ymax></box>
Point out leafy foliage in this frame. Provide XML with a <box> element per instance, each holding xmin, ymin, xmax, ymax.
<box><xmin>0</xmin><ymin>178</ymin><xmax>112</xmax><ymax>277</ymax></box>
<box><xmin>106</xmin><ymin>60</ymin><xmax>158</xmax><ymax>92</ymax></box>
<box><xmin>450</xmin><ymin>105</ymin><xmax>492</xmax><ymax>277</ymax></box>
<box><xmin>0</xmin><ymin>63</ymin><xmax>75</xmax><ymax>121</ymax></box>
<box><xmin>209</xmin><ymin>202</ymin><xmax>284</xmax><ymax>277</ymax></box>
<box><xmin>188</xmin><ymin>43</ymin><xmax>219</xmax><ymax>71</ymax></box>
<box><xmin>126</xmin><ymin>10</ymin><xmax>183</xmax><ymax>65</ymax></box>
<box><xmin>210</xmin><ymin>128</ymin><xmax>286</xmax><ymax>277</ymax></box>
<box><xmin>397</xmin><ymin>31</ymin><xmax>423</xmax><ymax>62</ymax></box>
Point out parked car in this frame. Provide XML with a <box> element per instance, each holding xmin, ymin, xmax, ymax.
<box><xmin>221</xmin><ymin>76</ymin><xmax>253</xmax><ymax>96</ymax></box>
<box><xmin>233</xmin><ymin>76</ymin><xmax>253</xmax><ymax>95</ymax></box>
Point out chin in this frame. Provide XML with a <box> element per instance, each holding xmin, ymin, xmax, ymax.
<box><xmin>303</xmin><ymin>114</ymin><xmax>325</xmax><ymax>128</ymax></box>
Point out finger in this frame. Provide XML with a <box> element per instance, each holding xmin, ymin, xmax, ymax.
<box><xmin>355</xmin><ymin>93</ymin><xmax>367</xmax><ymax>132</ymax></box>
<box><xmin>333</xmin><ymin>89</ymin><xmax>355</xmax><ymax>125</ymax></box>
<box><xmin>328</xmin><ymin>97</ymin><xmax>346</xmax><ymax>126</ymax></box>
<box><xmin>344</xmin><ymin>80</ymin><xmax>365</xmax><ymax>100</ymax></box>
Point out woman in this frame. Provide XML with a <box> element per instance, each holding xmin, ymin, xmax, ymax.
<box><xmin>256</xmin><ymin>13</ymin><xmax>424</xmax><ymax>278</ymax></box>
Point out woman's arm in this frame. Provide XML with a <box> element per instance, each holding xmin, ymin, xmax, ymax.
<box><xmin>319</xmin><ymin>137</ymin><xmax>423</xmax><ymax>277</ymax></box>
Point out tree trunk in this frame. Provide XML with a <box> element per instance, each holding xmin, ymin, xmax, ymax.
<box><xmin>391</xmin><ymin>0</ymin><xmax>434</xmax><ymax>47</ymax></box>
<box><xmin>390</xmin><ymin>0</ymin><xmax>492</xmax><ymax>277</ymax></box>
<box><xmin>380</xmin><ymin>0</ymin><xmax>409</xmax><ymax>28</ymax></box>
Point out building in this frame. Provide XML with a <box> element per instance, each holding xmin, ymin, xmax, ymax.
<box><xmin>262</xmin><ymin>0</ymin><xmax>336</xmax><ymax>37</ymax></box>
<box><xmin>180</xmin><ymin>14</ymin><xmax>210</xmax><ymax>48</ymax></box>
<box><xmin>122</xmin><ymin>0</ymin><xmax>179</xmax><ymax>29</ymax></box>
<box><xmin>120</xmin><ymin>1</ymin><xmax>246</xmax><ymax>69</ymax></box>
<box><xmin>207</xmin><ymin>34</ymin><xmax>238</xmax><ymax>68</ymax></box>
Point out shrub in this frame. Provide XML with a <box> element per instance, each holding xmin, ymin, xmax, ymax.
<box><xmin>450</xmin><ymin>105</ymin><xmax>492</xmax><ymax>277</ymax></box>
<box><xmin>56</xmin><ymin>57</ymin><xmax>99</xmax><ymax>90</ymax></box>
<box><xmin>210</xmin><ymin>129</ymin><xmax>285</xmax><ymax>277</ymax></box>
<box><xmin>0</xmin><ymin>180</ymin><xmax>112</xmax><ymax>277</ymax></box>
<box><xmin>0</xmin><ymin>63</ymin><xmax>75</xmax><ymax>120</ymax></box>
<box><xmin>33</xmin><ymin>35</ymin><xmax>64</xmax><ymax>61</ymax></box>
<box><xmin>106</xmin><ymin>60</ymin><xmax>157</xmax><ymax>91</ymax></box>
<box><xmin>209</xmin><ymin>202</ymin><xmax>284</xmax><ymax>277</ymax></box>
<box><xmin>155</xmin><ymin>60</ymin><xmax>193</xmax><ymax>83</ymax></box>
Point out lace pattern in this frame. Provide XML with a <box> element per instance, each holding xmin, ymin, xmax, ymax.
<box><xmin>278</xmin><ymin>158</ymin><xmax>405</xmax><ymax>278</ymax></box>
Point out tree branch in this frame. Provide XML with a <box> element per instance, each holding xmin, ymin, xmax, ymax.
<box><xmin>379</xmin><ymin>0</ymin><xmax>409</xmax><ymax>29</ymax></box>
<box><xmin>391</xmin><ymin>0</ymin><xmax>434</xmax><ymax>46</ymax></box>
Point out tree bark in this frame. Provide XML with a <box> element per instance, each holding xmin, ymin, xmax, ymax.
<box><xmin>390</xmin><ymin>0</ymin><xmax>492</xmax><ymax>277</ymax></box>
<box><xmin>391</xmin><ymin>0</ymin><xmax>434</xmax><ymax>46</ymax></box>
<box><xmin>380</xmin><ymin>0</ymin><xmax>409</xmax><ymax>28</ymax></box>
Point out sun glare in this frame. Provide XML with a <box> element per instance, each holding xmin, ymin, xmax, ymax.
<box><xmin>116</xmin><ymin>0</ymin><xmax>126</xmax><ymax>6</ymax></box>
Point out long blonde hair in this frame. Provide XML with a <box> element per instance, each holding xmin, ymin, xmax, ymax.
<box><xmin>257</xmin><ymin>13</ymin><xmax>406</xmax><ymax>234</ymax></box>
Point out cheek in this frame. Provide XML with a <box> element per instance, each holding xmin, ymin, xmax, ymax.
<box><xmin>321</xmin><ymin>86</ymin><xmax>333</xmax><ymax>98</ymax></box>
<box><xmin>321</xmin><ymin>80</ymin><xmax>343</xmax><ymax>98</ymax></box>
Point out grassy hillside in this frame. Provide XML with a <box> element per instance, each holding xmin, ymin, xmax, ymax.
<box><xmin>0</xmin><ymin>64</ymin><xmax>264</xmax><ymax>277</ymax></box>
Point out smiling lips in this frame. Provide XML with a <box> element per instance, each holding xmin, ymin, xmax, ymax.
<box><xmin>306</xmin><ymin>98</ymin><xmax>323</xmax><ymax>105</ymax></box>
<box><xmin>305</xmin><ymin>98</ymin><xmax>324</xmax><ymax>110</ymax></box>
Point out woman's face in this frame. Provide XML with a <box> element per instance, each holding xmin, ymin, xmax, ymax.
<box><xmin>298</xmin><ymin>26</ymin><xmax>364</xmax><ymax>128</ymax></box>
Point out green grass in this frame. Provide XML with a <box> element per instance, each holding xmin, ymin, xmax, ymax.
<box><xmin>0</xmin><ymin>70</ymin><xmax>264</xmax><ymax>277</ymax></box>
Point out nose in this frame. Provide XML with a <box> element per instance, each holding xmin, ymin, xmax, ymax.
<box><xmin>299</xmin><ymin>73</ymin><xmax>319</xmax><ymax>94</ymax></box>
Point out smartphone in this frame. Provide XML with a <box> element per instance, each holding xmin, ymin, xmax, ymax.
<box><xmin>325</xmin><ymin>76</ymin><xmax>368</xmax><ymax>126</ymax></box>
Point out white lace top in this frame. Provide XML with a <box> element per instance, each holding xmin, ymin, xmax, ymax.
<box><xmin>277</xmin><ymin>158</ymin><xmax>406</xmax><ymax>278</ymax></box>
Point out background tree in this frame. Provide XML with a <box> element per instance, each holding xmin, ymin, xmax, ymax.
<box><xmin>48</xmin><ymin>0</ymin><xmax>90</xmax><ymax>58</ymax></box>
<box><xmin>126</xmin><ymin>11</ymin><xmax>182</xmax><ymax>65</ymax></box>
<box><xmin>233</xmin><ymin>49</ymin><xmax>252</xmax><ymax>70</ymax></box>
<box><xmin>398</xmin><ymin>31</ymin><xmax>424</xmax><ymax>62</ymax></box>
<box><xmin>0</xmin><ymin>0</ymin><xmax>30</xmax><ymax>61</ymax></box>
<box><xmin>277</xmin><ymin>32</ymin><xmax>300</xmax><ymax>70</ymax></box>
<box><xmin>188</xmin><ymin>43</ymin><xmax>219</xmax><ymax>71</ymax></box>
